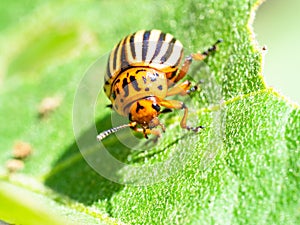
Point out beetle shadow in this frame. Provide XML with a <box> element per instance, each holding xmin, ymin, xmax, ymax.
<box><xmin>44</xmin><ymin>113</ymin><xmax>133</xmax><ymax>214</ymax></box>
<box><xmin>44</xmin><ymin>110</ymin><xmax>186</xmax><ymax>212</ymax></box>
<box><xmin>44</xmin><ymin>59</ymin><xmax>216</xmax><ymax>214</ymax></box>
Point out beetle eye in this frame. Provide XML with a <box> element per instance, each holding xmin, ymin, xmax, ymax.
<box><xmin>152</xmin><ymin>104</ymin><xmax>160</xmax><ymax>112</ymax></box>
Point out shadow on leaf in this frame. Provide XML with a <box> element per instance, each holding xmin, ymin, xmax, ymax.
<box><xmin>44</xmin><ymin>114</ymin><xmax>132</xmax><ymax>213</ymax></box>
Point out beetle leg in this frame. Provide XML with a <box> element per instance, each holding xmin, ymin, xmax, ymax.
<box><xmin>157</xmin><ymin>99</ymin><xmax>204</xmax><ymax>132</ymax></box>
<box><xmin>167</xmin><ymin>80</ymin><xmax>191</xmax><ymax>96</ymax></box>
<box><xmin>195</xmin><ymin>38</ymin><xmax>223</xmax><ymax>59</ymax></box>
<box><xmin>131</xmin><ymin>127</ymin><xmax>161</xmax><ymax>139</ymax></box>
<box><xmin>171</xmin><ymin>39</ymin><xmax>223</xmax><ymax>84</ymax></box>
<box><xmin>171</xmin><ymin>55</ymin><xmax>193</xmax><ymax>84</ymax></box>
<box><xmin>167</xmin><ymin>80</ymin><xmax>200</xmax><ymax>96</ymax></box>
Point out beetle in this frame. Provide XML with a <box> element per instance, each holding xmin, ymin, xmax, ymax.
<box><xmin>97</xmin><ymin>29</ymin><xmax>221</xmax><ymax>141</ymax></box>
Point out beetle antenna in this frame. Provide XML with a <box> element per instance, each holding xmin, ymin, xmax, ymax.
<box><xmin>97</xmin><ymin>123</ymin><xmax>133</xmax><ymax>141</ymax></box>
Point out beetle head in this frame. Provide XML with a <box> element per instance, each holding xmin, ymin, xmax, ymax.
<box><xmin>129</xmin><ymin>97</ymin><xmax>162</xmax><ymax>129</ymax></box>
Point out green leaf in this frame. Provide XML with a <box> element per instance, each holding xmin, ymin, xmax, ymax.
<box><xmin>0</xmin><ymin>181</ymin><xmax>76</xmax><ymax>225</ymax></box>
<box><xmin>0</xmin><ymin>0</ymin><xmax>299</xmax><ymax>224</ymax></box>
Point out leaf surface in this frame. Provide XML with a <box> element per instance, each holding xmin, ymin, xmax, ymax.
<box><xmin>0</xmin><ymin>0</ymin><xmax>299</xmax><ymax>224</ymax></box>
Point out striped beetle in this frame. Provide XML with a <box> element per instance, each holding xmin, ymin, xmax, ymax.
<box><xmin>97</xmin><ymin>30</ymin><xmax>221</xmax><ymax>140</ymax></box>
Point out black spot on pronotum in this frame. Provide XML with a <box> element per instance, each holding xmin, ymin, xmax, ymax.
<box><xmin>136</xmin><ymin>102</ymin><xmax>145</xmax><ymax>113</ymax></box>
<box><xmin>122</xmin><ymin>78</ymin><xmax>129</xmax><ymax>97</ymax></box>
<box><xmin>145</xmin><ymin>87</ymin><xmax>150</xmax><ymax>91</ymax></box>
<box><xmin>136</xmin><ymin>69</ymin><xmax>146</xmax><ymax>74</ymax></box>
<box><xmin>129</xmin><ymin>112</ymin><xmax>132</xmax><ymax>121</ymax></box>
<box><xmin>150</xmin><ymin>76</ymin><xmax>156</xmax><ymax>82</ymax></box>
<box><xmin>142</xmin><ymin>76</ymin><xmax>147</xmax><ymax>84</ymax></box>
<box><xmin>152</xmin><ymin>103</ymin><xmax>160</xmax><ymax>112</ymax></box>
<box><xmin>157</xmin><ymin>85</ymin><xmax>163</xmax><ymax>90</ymax></box>
<box><xmin>150</xmin><ymin>72</ymin><xmax>159</xmax><ymax>82</ymax></box>
<box><xmin>129</xmin><ymin>75</ymin><xmax>141</xmax><ymax>91</ymax></box>
<box><xmin>111</xmin><ymin>91</ymin><xmax>116</xmax><ymax>100</ymax></box>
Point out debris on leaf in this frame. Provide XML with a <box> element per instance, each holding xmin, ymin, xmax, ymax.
<box><xmin>38</xmin><ymin>96</ymin><xmax>62</xmax><ymax>118</ymax></box>
<box><xmin>6</xmin><ymin>159</ymin><xmax>24</xmax><ymax>173</ymax></box>
<box><xmin>12</xmin><ymin>141</ymin><xmax>32</xmax><ymax>159</ymax></box>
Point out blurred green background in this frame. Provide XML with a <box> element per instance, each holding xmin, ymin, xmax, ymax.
<box><xmin>254</xmin><ymin>0</ymin><xmax>300</xmax><ymax>105</ymax></box>
<box><xmin>0</xmin><ymin>0</ymin><xmax>299</xmax><ymax>224</ymax></box>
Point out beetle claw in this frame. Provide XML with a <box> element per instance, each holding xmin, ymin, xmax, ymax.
<box><xmin>186</xmin><ymin>125</ymin><xmax>205</xmax><ymax>132</ymax></box>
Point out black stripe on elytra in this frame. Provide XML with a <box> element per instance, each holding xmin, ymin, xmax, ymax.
<box><xmin>151</xmin><ymin>32</ymin><xmax>165</xmax><ymax>63</ymax></box>
<box><xmin>142</xmin><ymin>30</ymin><xmax>151</xmax><ymax>61</ymax></box>
<box><xmin>129</xmin><ymin>33</ymin><xmax>136</xmax><ymax>59</ymax></box>
<box><xmin>129</xmin><ymin>75</ymin><xmax>141</xmax><ymax>91</ymax></box>
<box><xmin>171</xmin><ymin>48</ymin><xmax>184</xmax><ymax>68</ymax></box>
<box><xmin>122</xmin><ymin>78</ymin><xmax>129</xmax><ymax>97</ymax></box>
<box><xmin>113</xmin><ymin>41</ymin><xmax>121</xmax><ymax>71</ymax></box>
<box><xmin>160</xmin><ymin>38</ymin><xmax>176</xmax><ymax>63</ymax></box>
<box><xmin>120</xmin><ymin>37</ymin><xmax>130</xmax><ymax>71</ymax></box>
<box><xmin>106</xmin><ymin>57</ymin><xmax>112</xmax><ymax>78</ymax></box>
<box><xmin>136</xmin><ymin>102</ymin><xmax>145</xmax><ymax>113</ymax></box>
